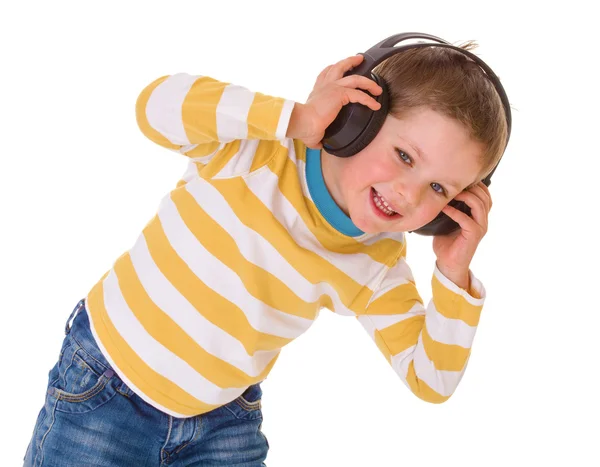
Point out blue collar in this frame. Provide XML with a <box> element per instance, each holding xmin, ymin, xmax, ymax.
<box><xmin>305</xmin><ymin>147</ymin><xmax>364</xmax><ymax>237</ymax></box>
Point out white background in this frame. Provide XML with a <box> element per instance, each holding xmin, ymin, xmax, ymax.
<box><xmin>1</xmin><ymin>1</ymin><xmax>598</xmax><ymax>465</ymax></box>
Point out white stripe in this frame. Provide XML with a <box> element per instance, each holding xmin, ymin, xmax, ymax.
<box><xmin>390</xmin><ymin>342</ymin><xmax>465</xmax><ymax>398</ymax></box>
<box><xmin>85</xmin><ymin>297</ymin><xmax>193</xmax><ymax>418</ymax></box>
<box><xmin>179</xmin><ymin>144</ymin><xmax>199</xmax><ymax>155</ymax></box>
<box><xmin>158</xmin><ymin>194</ymin><xmax>314</xmax><ymax>338</ymax></box>
<box><xmin>275</xmin><ymin>100</ymin><xmax>296</xmax><ymax>140</ymax></box>
<box><xmin>362</xmin><ymin>302</ymin><xmax>425</xmax><ymax>331</ymax></box>
<box><xmin>216</xmin><ymin>84</ymin><xmax>254</xmax><ymax>142</ymax></box>
<box><xmin>184</xmin><ymin>176</ymin><xmax>357</xmax><ymax>316</ymax></box>
<box><xmin>146</xmin><ymin>73</ymin><xmax>200</xmax><ymax>146</ymax></box>
<box><xmin>213</xmin><ymin>139</ymin><xmax>259</xmax><ymax>178</ymax></box>
<box><xmin>411</xmin><ymin>335</ymin><xmax>466</xmax><ymax>397</ymax></box>
<box><xmin>356</xmin><ymin>315</ymin><xmax>376</xmax><ymax>339</ymax></box>
<box><xmin>425</xmin><ymin>301</ymin><xmax>477</xmax><ymax>348</ymax></box>
<box><xmin>245</xmin><ymin>161</ymin><xmax>385</xmax><ymax>287</ymax></box>
<box><xmin>129</xmin><ymin>234</ymin><xmax>279</xmax><ymax>376</ymax></box>
<box><xmin>389</xmin><ymin>345</ymin><xmax>414</xmax><ymax>388</ymax></box>
<box><xmin>367</xmin><ymin>257</ymin><xmax>416</xmax><ymax>307</ymax></box>
<box><xmin>101</xmin><ymin>269</ymin><xmax>243</xmax><ymax>405</ymax></box>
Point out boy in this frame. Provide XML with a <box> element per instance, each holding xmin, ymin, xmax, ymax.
<box><xmin>24</xmin><ymin>42</ymin><xmax>508</xmax><ymax>466</ymax></box>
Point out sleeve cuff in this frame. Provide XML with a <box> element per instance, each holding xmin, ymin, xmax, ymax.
<box><xmin>433</xmin><ymin>264</ymin><xmax>486</xmax><ymax>306</ymax></box>
<box><xmin>275</xmin><ymin>99</ymin><xmax>297</xmax><ymax>141</ymax></box>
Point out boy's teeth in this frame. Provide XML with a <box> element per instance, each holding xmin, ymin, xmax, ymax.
<box><xmin>372</xmin><ymin>190</ymin><xmax>397</xmax><ymax>215</ymax></box>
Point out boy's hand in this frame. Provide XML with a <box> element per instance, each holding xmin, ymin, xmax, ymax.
<box><xmin>432</xmin><ymin>182</ymin><xmax>493</xmax><ymax>290</ymax></box>
<box><xmin>287</xmin><ymin>54</ymin><xmax>383</xmax><ymax>148</ymax></box>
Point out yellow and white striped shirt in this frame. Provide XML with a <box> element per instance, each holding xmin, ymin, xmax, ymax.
<box><xmin>85</xmin><ymin>73</ymin><xmax>486</xmax><ymax>418</ymax></box>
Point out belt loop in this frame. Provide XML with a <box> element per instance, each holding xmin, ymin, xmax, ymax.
<box><xmin>65</xmin><ymin>299</ymin><xmax>85</xmax><ymax>335</ymax></box>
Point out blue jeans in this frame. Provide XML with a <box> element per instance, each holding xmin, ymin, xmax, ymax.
<box><xmin>23</xmin><ymin>299</ymin><xmax>269</xmax><ymax>466</ymax></box>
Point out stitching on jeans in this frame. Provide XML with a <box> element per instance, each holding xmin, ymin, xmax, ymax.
<box><xmin>172</xmin><ymin>416</ymin><xmax>202</xmax><ymax>456</ymax></box>
<box><xmin>236</xmin><ymin>395</ymin><xmax>261</xmax><ymax>411</ymax></box>
<box><xmin>34</xmin><ymin>392</ymin><xmax>59</xmax><ymax>467</ymax></box>
<box><xmin>160</xmin><ymin>416</ymin><xmax>173</xmax><ymax>465</ymax></box>
<box><xmin>60</xmin><ymin>346</ymin><xmax>78</xmax><ymax>387</ymax></box>
<box><xmin>116</xmin><ymin>383</ymin><xmax>131</xmax><ymax>398</ymax></box>
<box><xmin>52</xmin><ymin>373</ymin><xmax>111</xmax><ymax>402</ymax></box>
<box><xmin>70</xmin><ymin>333</ymin><xmax>108</xmax><ymax>375</ymax></box>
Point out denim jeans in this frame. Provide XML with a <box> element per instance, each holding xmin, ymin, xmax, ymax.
<box><xmin>23</xmin><ymin>299</ymin><xmax>269</xmax><ymax>466</ymax></box>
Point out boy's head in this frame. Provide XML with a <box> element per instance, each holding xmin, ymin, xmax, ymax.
<box><xmin>320</xmin><ymin>42</ymin><xmax>509</xmax><ymax>234</ymax></box>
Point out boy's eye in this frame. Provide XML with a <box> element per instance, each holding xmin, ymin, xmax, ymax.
<box><xmin>431</xmin><ymin>182</ymin><xmax>445</xmax><ymax>195</ymax></box>
<box><xmin>396</xmin><ymin>149</ymin><xmax>412</xmax><ymax>164</ymax></box>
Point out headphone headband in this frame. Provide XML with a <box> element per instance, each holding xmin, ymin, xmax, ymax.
<box><xmin>348</xmin><ymin>32</ymin><xmax>512</xmax><ymax>149</ymax></box>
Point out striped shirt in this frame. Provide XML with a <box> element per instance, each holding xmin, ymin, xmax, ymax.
<box><xmin>84</xmin><ymin>72</ymin><xmax>486</xmax><ymax>418</ymax></box>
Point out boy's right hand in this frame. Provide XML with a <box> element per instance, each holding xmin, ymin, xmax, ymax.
<box><xmin>286</xmin><ymin>54</ymin><xmax>383</xmax><ymax>149</ymax></box>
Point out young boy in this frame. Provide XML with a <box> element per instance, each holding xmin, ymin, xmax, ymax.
<box><xmin>24</xmin><ymin>43</ymin><xmax>508</xmax><ymax>466</ymax></box>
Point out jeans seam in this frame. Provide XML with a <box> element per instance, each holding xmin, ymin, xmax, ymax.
<box><xmin>33</xmin><ymin>393</ymin><xmax>59</xmax><ymax>467</ymax></box>
<box><xmin>69</xmin><ymin>333</ymin><xmax>109</xmax><ymax>375</ymax></box>
<box><xmin>173</xmin><ymin>416</ymin><xmax>202</xmax><ymax>455</ymax></box>
<box><xmin>59</xmin><ymin>345</ymin><xmax>78</xmax><ymax>388</ymax></box>
<box><xmin>160</xmin><ymin>416</ymin><xmax>173</xmax><ymax>465</ymax></box>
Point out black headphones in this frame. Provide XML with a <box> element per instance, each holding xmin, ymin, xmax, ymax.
<box><xmin>321</xmin><ymin>32</ymin><xmax>512</xmax><ymax>236</ymax></box>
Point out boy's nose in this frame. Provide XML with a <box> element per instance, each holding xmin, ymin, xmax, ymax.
<box><xmin>393</xmin><ymin>180</ymin><xmax>423</xmax><ymax>208</ymax></box>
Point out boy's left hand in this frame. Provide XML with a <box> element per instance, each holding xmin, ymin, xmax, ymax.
<box><xmin>432</xmin><ymin>181</ymin><xmax>492</xmax><ymax>290</ymax></box>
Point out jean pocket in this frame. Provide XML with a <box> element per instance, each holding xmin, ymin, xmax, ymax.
<box><xmin>224</xmin><ymin>383</ymin><xmax>263</xmax><ymax>421</ymax></box>
<box><xmin>47</xmin><ymin>337</ymin><xmax>119</xmax><ymax>414</ymax></box>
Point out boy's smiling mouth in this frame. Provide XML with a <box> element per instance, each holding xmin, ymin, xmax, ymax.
<box><xmin>371</xmin><ymin>187</ymin><xmax>402</xmax><ymax>219</ymax></box>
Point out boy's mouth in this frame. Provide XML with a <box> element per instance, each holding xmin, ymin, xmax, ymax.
<box><xmin>371</xmin><ymin>188</ymin><xmax>401</xmax><ymax>218</ymax></box>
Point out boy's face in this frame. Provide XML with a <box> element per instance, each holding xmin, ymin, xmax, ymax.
<box><xmin>321</xmin><ymin>106</ymin><xmax>485</xmax><ymax>234</ymax></box>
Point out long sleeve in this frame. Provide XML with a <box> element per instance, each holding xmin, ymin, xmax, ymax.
<box><xmin>359</xmin><ymin>253</ymin><xmax>486</xmax><ymax>404</ymax></box>
<box><xmin>135</xmin><ymin>73</ymin><xmax>296</xmax><ymax>160</ymax></box>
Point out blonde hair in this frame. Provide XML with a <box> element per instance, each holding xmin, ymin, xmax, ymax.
<box><xmin>373</xmin><ymin>41</ymin><xmax>509</xmax><ymax>184</ymax></box>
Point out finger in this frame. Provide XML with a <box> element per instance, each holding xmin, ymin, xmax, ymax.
<box><xmin>342</xmin><ymin>88</ymin><xmax>382</xmax><ymax>111</ymax></box>
<box><xmin>337</xmin><ymin>75</ymin><xmax>383</xmax><ymax>96</ymax></box>
<box><xmin>454</xmin><ymin>192</ymin><xmax>488</xmax><ymax>229</ymax></box>
<box><xmin>465</xmin><ymin>184</ymin><xmax>490</xmax><ymax>212</ymax></box>
<box><xmin>478</xmin><ymin>182</ymin><xmax>493</xmax><ymax>210</ymax></box>
<box><xmin>442</xmin><ymin>204</ymin><xmax>479</xmax><ymax>234</ymax></box>
<box><xmin>326</xmin><ymin>54</ymin><xmax>365</xmax><ymax>81</ymax></box>
<box><xmin>316</xmin><ymin>65</ymin><xmax>333</xmax><ymax>84</ymax></box>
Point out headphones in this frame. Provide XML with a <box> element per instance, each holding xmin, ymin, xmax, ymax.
<box><xmin>321</xmin><ymin>32</ymin><xmax>512</xmax><ymax>236</ymax></box>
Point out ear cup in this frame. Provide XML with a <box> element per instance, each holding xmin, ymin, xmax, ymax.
<box><xmin>322</xmin><ymin>73</ymin><xmax>389</xmax><ymax>157</ymax></box>
<box><xmin>413</xmin><ymin>172</ymin><xmax>491</xmax><ymax>236</ymax></box>
<box><xmin>411</xmin><ymin>199</ymin><xmax>471</xmax><ymax>236</ymax></box>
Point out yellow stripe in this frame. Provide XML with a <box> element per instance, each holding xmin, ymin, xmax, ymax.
<box><xmin>365</xmin><ymin>282</ymin><xmax>423</xmax><ymax>315</ymax></box>
<box><xmin>86</xmin><ymin>277</ymin><xmax>214</xmax><ymax>416</ymax></box>
<box><xmin>136</xmin><ymin>75</ymin><xmax>180</xmax><ymax>151</ymax></box>
<box><xmin>249</xmin><ymin>140</ymin><xmax>283</xmax><ymax>172</ymax></box>
<box><xmin>421</xmin><ymin>323</ymin><xmax>470</xmax><ymax>372</ymax></box>
<box><xmin>182</xmin><ymin>141</ymin><xmax>222</xmax><ymax>158</ymax></box>
<box><xmin>114</xmin><ymin>253</ymin><xmax>277</xmax><ymax>387</ymax></box>
<box><xmin>406</xmin><ymin>361</ymin><xmax>450</xmax><ymax>404</ymax></box>
<box><xmin>182</xmin><ymin>76</ymin><xmax>227</xmax><ymax>145</ymax></box>
<box><xmin>247</xmin><ymin>92</ymin><xmax>285</xmax><ymax>139</ymax></box>
<box><xmin>173</xmin><ymin>188</ymin><xmax>321</xmax><ymax>321</ymax></box>
<box><xmin>294</xmin><ymin>140</ymin><xmax>307</xmax><ymax>163</ymax></box>
<box><xmin>274</xmin><ymin>147</ymin><xmax>405</xmax><ymax>266</ymax></box>
<box><xmin>211</xmin><ymin>175</ymin><xmax>363</xmax><ymax>311</ymax></box>
<box><xmin>432</xmin><ymin>275</ymin><xmax>482</xmax><ymax>326</ymax></box>
<box><xmin>197</xmin><ymin>140</ymin><xmax>242</xmax><ymax>178</ymax></box>
<box><xmin>377</xmin><ymin>315</ymin><xmax>424</xmax><ymax>355</ymax></box>
<box><xmin>374</xmin><ymin>331</ymin><xmax>392</xmax><ymax>364</ymax></box>
<box><xmin>143</xmin><ymin>215</ymin><xmax>292</xmax><ymax>354</ymax></box>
